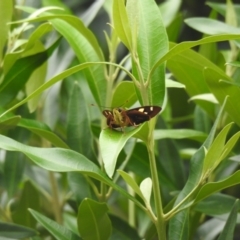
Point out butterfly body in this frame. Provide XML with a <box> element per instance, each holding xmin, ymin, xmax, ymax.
<box><xmin>103</xmin><ymin>106</ymin><xmax>161</xmax><ymax>130</ymax></box>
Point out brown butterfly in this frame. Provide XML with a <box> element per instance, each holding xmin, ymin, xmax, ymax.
<box><xmin>103</xmin><ymin>106</ymin><xmax>161</xmax><ymax>130</ymax></box>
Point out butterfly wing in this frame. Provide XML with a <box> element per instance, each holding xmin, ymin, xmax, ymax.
<box><xmin>126</xmin><ymin>106</ymin><xmax>161</xmax><ymax>126</ymax></box>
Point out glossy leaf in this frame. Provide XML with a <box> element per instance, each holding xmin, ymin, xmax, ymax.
<box><xmin>166</xmin><ymin>79</ymin><xmax>185</xmax><ymax>88</ymax></box>
<box><xmin>12</xmin><ymin>181</ymin><xmax>40</xmax><ymax>228</ymax></box>
<box><xmin>159</xmin><ymin>0</ymin><xmax>181</xmax><ymax>27</ymax></box>
<box><xmin>0</xmin><ymin>62</ymin><xmax>104</xmax><ymax>118</ymax></box>
<box><xmin>118</xmin><ymin>170</ymin><xmax>145</xmax><ymax>201</ymax></box>
<box><xmin>151</xmin><ymin>34</ymin><xmax>240</xmax><ymax>82</ymax></box>
<box><xmin>113</xmin><ymin>0</ymin><xmax>132</xmax><ymax>50</ymax></box>
<box><xmin>29</xmin><ymin>209</ymin><xmax>81</xmax><ymax>240</ymax></box>
<box><xmin>0</xmin><ymin>115</ymin><xmax>21</xmax><ymax>130</ymax></box>
<box><xmin>3</xmin><ymin>151</ymin><xmax>24</xmax><ymax>199</ymax></box>
<box><xmin>0</xmin><ymin>222</ymin><xmax>37</xmax><ymax>239</ymax></box>
<box><xmin>189</xmin><ymin>93</ymin><xmax>218</xmax><ymax>104</ymax></box>
<box><xmin>99</xmin><ymin>125</ymin><xmax>144</xmax><ymax>178</ymax></box>
<box><xmin>203</xmin><ymin>123</ymin><xmax>233</xmax><ymax>173</ymax></box>
<box><xmin>154</xmin><ymin>129</ymin><xmax>207</xmax><ymax>142</ymax></box>
<box><xmin>168</xmin><ymin>96</ymin><xmax>228</xmax><ymax>239</ymax></box>
<box><xmin>0</xmin><ymin>134</ymin><xmax>144</xmax><ymax>209</ymax></box>
<box><xmin>205</xmin><ymin>67</ymin><xmax>240</xmax><ymax>126</ymax></box>
<box><xmin>194</xmin><ymin>170</ymin><xmax>240</xmax><ymax>204</ymax></box>
<box><xmin>67</xmin><ymin>173</ymin><xmax>93</xmax><ymax>206</ymax></box>
<box><xmin>77</xmin><ymin>199</ymin><xmax>111</xmax><ymax>240</ymax></box>
<box><xmin>109</xmin><ymin>215</ymin><xmax>141</xmax><ymax>240</ymax></box>
<box><xmin>197</xmin><ymin>218</ymin><xmax>225</xmax><ymax>240</ymax></box>
<box><xmin>111</xmin><ymin>81</ymin><xmax>137</xmax><ymax>108</ymax></box>
<box><xmin>217</xmin><ymin>199</ymin><xmax>239</xmax><ymax>240</ymax></box>
<box><xmin>48</xmin><ymin>16</ymin><xmax>106</xmax><ymax>106</ymax></box>
<box><xmin>135</xmin><ymin>0</ymin><xmax>168</xmax><ymax>106</ymax></box>
<box><xmin>11</xmin><ymin>12</ymin><xmax>106</xmax><ymax>106</ymax></box>
<box><xmin>140</xmin><ymin>177</ymin><xmax>152</xmax><ymax>206</ymax></box>
<box><xmin>67</xmin><ymin>82</ymin><xmax>95</xmax><ymax>159</ymax></box>
<box><xmin>194</xmin><ymin>193</ymin><xmax>237</xmax><ymax>216</ymax></box>
<box><xmin>4</xmin><ymin>22</ymin><xmax>53</xmax><ymax>74</ymax></box>
<box><xmin>156</xmin><ymin>119</ymin><xmax>186</xmax><ymax>190</ymax></box>
<box><xmin>0</xmin><ymin>0</ymin><xmax>12</xmax><ymax>62</ymax></box>
<box><xmin>0</xmin><ymin>37</ymin><xmax>61</xmax><ymax>106</ymax></box>
<box><xmin>18</xmin><ymin>118</ymin><xmax>69</xmax><ymax>149</ymax></box>
<box><xmin>185</xmin><ymin>18</ymin><xmax>240</xmax><ymax>35</ymax></box>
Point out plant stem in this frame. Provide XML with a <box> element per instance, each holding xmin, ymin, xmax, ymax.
<box><xmin>49</xmin><ymin>171</ymin><xmax>62</xmax><ymax>224</ymax></box>
<box><xmin>147</xmin><ymin>133</ymin><xmax>166</xmax><ymax>240</ymax></box>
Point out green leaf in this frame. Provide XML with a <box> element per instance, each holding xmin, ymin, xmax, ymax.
<box><xmin>0</xmin><ymin>115</ymin><xmax>21</xmax><ymax>130</ymax></box>
<box><xmin>136</xmin><ymin>0</ymin><xmax>168</xmax><ymax>106</ymax></box>
<box><xmin>81</xmin><ymin>0</ymin><xmax>105</xmax><ymax>26</ymax></box>
<box><xmin>0</xmin><ymin>134</ymin><xmax>103</xmax><ymax>177</ymax></box>
<box><xmin>189</xmin><ymin>93</ymin><xmax>218</xmax><ymax>104</ymax></box>
<box><xmin>0</xmin><ymin>222</ymin><xmax>37</xmax><ymax>239</ymax></box>
<box><xmin>109</xmin><ymin>215</ymin><xmax>141</xmax><ymax>240</ymax></box>
<box><xmin>166</xmin><ymin>79</ymin><xmax>185</xmax><ymax>89</ymax></box>
<box><xmin>155</xmin><ymin>129</ymin><xmax>186</xmax><ymax>190</ymax></box>
<box><xmin>0</xmin><ymin>0</ymin><xmax>12</xmax><ymax>62</ymax></box>
<box><xmin>29</xmin><ymin>209</ymin><xmax>81</xmax><ymax>240</ymax></box>
<box><xmin>152</xmin><ymin>34</ymin><xmax>240</xmax><ymax>101</ymax></box>
<box><xmin>0</xmin><ymin>37</ymin><xmax>61</xmax><ymax>106</ymax></box>
<box><xmin>139</xmin><ymin>177</ymin><xmax>152</xmax><ymax>206</ymax></box>
<box><xmin>0</xmin><ymin>134</ymin><xmax>144</xmax><ymax>209</ymax></box>
<box><xmin>167</xmin><ymin>43</ymin><xmax>223</xmax><ymax>116</ymax></box>
<box><xmin>77</xmin><ymin>199</ymin><xmax>111</xmax><ymax>240</ymax></box>
<box><xmin>127</xmin><ymin>142</ymin><xmax>176</xmax><ymax>189</ymax></box>
<box><xmin>204</xmin><ymin>67</ymin><xmax>240</xmax><ymax>126</ymax></box>
<box><xmin>154</xmin><ymin>129</ymin><xmax>207</xmax><ymax>142</ymax></box>
<box><xmin>194</xmin><ymin>170</ymin><xmax>240</xmax><ymax>204</ymax></box>
<box><xmin>0</xmin><ymin>62</ymin><xmax>104</xmax><ymax>118</ymax></box>
<box><xmin>113</xmin><ymin>0</ymin><xmax>132</xmax><ymax>50</ymax></box>
<box><xmin>12</xmin><ymin>181</ymin><xmax>40</xmax><ymax>228</ymax></box>
<box><xmin>217</xmin><ymin>199</ymin><xmax>239</xmax><ymax>240</ymax></box>
<box><xmin>168</xmin><ymin>97</ymin><xmax>228</xmax><ymax>239</ymax></box>
<box><xmin>197</xmin><ymin>218</ymin><xmax>225</xmax><ymax>240</ymax></box>
<box><xmin>226</xmin><ymin>0</ymin><xmax>238</xmax><ymax>28</ymax></box>
<box><xmin>159</xmin><ymin>0</ymin><xmax>181</xmax><ymax>27</ymax></box>
<box><xmin>48</xmin><ymin>17</ymin><xmax>106</xmax><ymax>106</ymax></box>
<box><xmin>4</xmin><ymin>22</ymin><xmax>53</xmax><ymax>74</ymax></box>
<box><xmin>203</xmin><ymin>123</ymin><xmax>233</xmax><ymax>174</ymax></box>
<box><xmin>67</xmin><ymin>82</ymin><xmax>95</xmax><ymax>159</ymax></box>
<box><xmin>126</xmin><ymin>0</ymin><xmax>139</xmax><ymax>51</ymax></box>
<box><xmin>99</xmin><ymin>125</ymin><xmax>144</xmax><ymax>178</ymax></box>
<box><xmin>225</xmin><ymin>61</ymin><xmax>240</xmax><ymax>68</ymax></box>
<box><xmin>3</xmin><ymin>151</ymin><xmax>24</xmax><ymax>199</ymax></box>
<box><xmin>166</xmin><ymin>13</ymin><xmax>183</xmax><ymax>42</ymax></box>
<box><xmin>10</xmin><ymin>11</ymin><xmax>106</xmax><ymax>106</ymax></box>
<box><xmin>194</xmin><ymin>105</ymin><xmax>212</xmax><ymax>133</ymax></box>
<box><xmin>185</xmin><ymin>18</ymin><xmax>240</xmax><ymax>35</ymax></box>
<box><xmin>194</xmin><ymin>193</ymin><xmax>237</xmax><ymax>216</ymax></box>
<box><xmin>18</xmin><ymin>118</ymin><xmax>69</xmax><ymax>149</ymax></box>
<box><xmin>111</xmin><ymin>81</ymin><xmax>137</xmax><ymax>108</ymax></box>
<box><xmin>67</xmin><ymin>173</ymin><xmax>93</xmax><ymax>206</ymax></box>
<box><xmin>118</xmin><ymin>170</ymin><xmax>145</xmax><ymax>201</ymax></box>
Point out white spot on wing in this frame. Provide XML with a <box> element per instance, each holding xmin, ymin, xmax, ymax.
<box><xmin>138</xmin><ymin>108</ymin><xmax>144</xmax><ymax>112</ymax></box>
<box><xmin>150</xmin><ymin>107</ymin><xmax>153</xmax><ymax>111</ymax></box>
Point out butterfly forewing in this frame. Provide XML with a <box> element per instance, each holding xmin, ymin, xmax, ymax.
<box><xmin>102</xmin><ymin>106</ymin><xmax>161</xmax><ymax>129</ymax></box>
<box><xmin>126</xmin><ymin>106</ymin><xmax>161</xmax><ymax>125</ymax></box>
